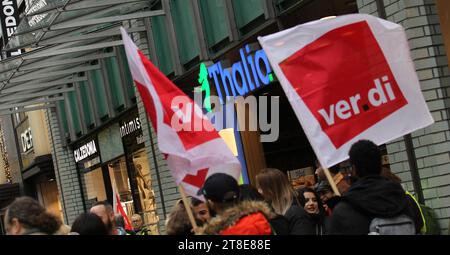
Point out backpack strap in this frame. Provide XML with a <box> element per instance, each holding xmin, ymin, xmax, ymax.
<box><xmin>405</xmin><ymin>190</ymin><xmax>426</xmax><ymax>234</ymax></box>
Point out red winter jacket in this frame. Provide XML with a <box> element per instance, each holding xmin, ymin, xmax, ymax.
<box><xmin>200</xmin><ymin>201</ymin><xmax>275</xmax><ymax>235</ymax></box>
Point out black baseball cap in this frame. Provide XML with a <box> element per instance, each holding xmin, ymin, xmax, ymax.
<box><xmin>197</xmin><ymin>173</ymin><xmax>239</xmax><ymax>203</ymax></box>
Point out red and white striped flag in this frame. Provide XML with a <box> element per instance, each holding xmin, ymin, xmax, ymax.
<box><xmin>120</xmin><ymin>28</ymin><xmax>241</xmax><ymax>200</ymax></box>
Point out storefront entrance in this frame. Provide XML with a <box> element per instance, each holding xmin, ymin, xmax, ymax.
<box><xmin>76</xmin><ymin>108</ymin><xmax>159</xmax><ymax>234</ymax></box>
<box><xmin>36</xmin><ymin>180</ymin><xmax>63</xmax><ymax>222</ymax></box>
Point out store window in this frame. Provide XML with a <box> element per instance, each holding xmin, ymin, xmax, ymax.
<box><xmin>171</xmin><ymin>0</ymin><xmax>200</xmax><ymax>67</ymax></box>
<box><xmin>232</xmin><ymin>0</ymin><xmax>265</xmax><ymax>34</ymax></box>
<box><xmin>98</xmin><ymin>123</ymin><xmax>124</xmax><ymax>162</ymax></box>
<box><xmin>83</xmin><ymin>168</ymin><xmax>107</xmax><ymax>204</ymax></box>
<box><xmin>36</xmin><ymin>180</ymin><xmax>63</xmax><ymax>222</ymax></box>
<box><xmin>108</xmin><ymin>157</ymin><xmax>135</xmax><ymax>218</ymax></box>
<box><xmin>132</xmin><ymin>149</ymin><xmax>159</xmax><ymax>234</ymax></box>
<box><xmin>199</xmin><ymin>0</ymin><xmax>230</xmax><ymax>52</ymax></box>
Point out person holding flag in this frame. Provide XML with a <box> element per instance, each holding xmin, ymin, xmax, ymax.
<box><xmin>197</xmin><ymin>173</ymin><xmax>275</xmax><ymax>235</ymax></box>
<box><xmin>120</xmin><ymin>27</ymin><xmax>241</xmax><ymax>230</ymax></box>
<box><xmin>257</xmin><ymin>13</ymin><xmax>435</xmax><ymax>235</ymax></box>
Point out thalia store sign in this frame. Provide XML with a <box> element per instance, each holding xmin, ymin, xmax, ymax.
<box><xmin>199</xmin><ymin>44</ymin><xmax>275</xmax><ymax>110</ymax></box>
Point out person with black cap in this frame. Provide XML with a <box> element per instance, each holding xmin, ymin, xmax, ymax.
<box><xmin>198</xmin><ymin>173</ymin><xmax>275</xmax><ymax>235</ymax></box>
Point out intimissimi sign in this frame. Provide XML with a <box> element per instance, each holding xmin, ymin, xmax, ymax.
<box><xmin>120</xmin><ymin>117</ymin><xmax>141</xmax><ymax>138</ymax></box>
<box><xmin>1</xmin><ymin>0</ymin><xmax>23</xmax><ymax>57</ymax></box>
<box><xmin>74</xmin><ymin>140</ymin><xmax>98</xmax><ymax>163</ymax></box>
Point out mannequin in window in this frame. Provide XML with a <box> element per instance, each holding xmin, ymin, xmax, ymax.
<box><xmin>135</xmin><ymin>164</ymin><xmax>152</xmax><ymax>210</ymax></box>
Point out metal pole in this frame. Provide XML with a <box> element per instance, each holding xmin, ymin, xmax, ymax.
<box><xmin>404</xmin><ymin>134</ymin><xmax>425</xmax><ymax>204</ymax></box>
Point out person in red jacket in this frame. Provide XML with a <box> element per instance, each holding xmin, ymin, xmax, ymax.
<box><xmin>198</xmin><ymin>173</ymin><xmax>274</xmax><ymax>235</ymax></box>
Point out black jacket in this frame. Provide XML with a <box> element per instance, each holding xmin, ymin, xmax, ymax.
<box><xmin>328</xmin><ymin>175</ymin><xmax>416</xmax><ymax>235</ymax></box>
<box><xmin>284</xmin><ymin>202</ymin><xmax>316</xmax><ymax>235</ymax></box>
<box><xmin>268</xmin><ymin>215</ymin><xmax>290</xmax><ymax>235</ymax></box>
<box><xmin>305</xmin><ymin>213</ymin><xmax>328</xmax><ymax>235</ymax></box>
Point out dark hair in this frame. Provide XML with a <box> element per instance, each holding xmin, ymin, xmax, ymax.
<box><xmin>381</xmin><ymin>167</ymin><xmax>402</xmax><ymax>184</ymax></box>
<box><xmin>6</xmin><ymin>197</ymin><xmax>61</xmax><ymax>234</ymax></box>
<box><xmin>93</xmin><ymin>200</ymin><xmax>113</xmax><ymax>213</ymax></box>
<box><xmin>239</xmin><ymin>184</ymin><xmax>264</xmax><ymax>202</ymax></box>
<box><xmin>349</xmin><ymin>140</ymin><xmax>382</xmax><ymax>177</ymax></box>
<box><xmin>114</xmin><ymin>215</ymin><xmax>125</xmax><ymax>228</ymax></box>
<box><xmin>298</xmin><ymin>188</ymin><xmax>324</xmax><ymax>211</ymax></box>
<box><xmin>71</xmin><ymin>213</ymin><xmax>108</xmax><ymax>235</ymax></box>
<box><xmin>191</xmin><ymin>197</ymin><xmax>204</xmax><ymax>207</ymax></box>
<box><xmin>297</xmin><ymin>187</ymin><xmax>326</xmax><ymax>222</ymax></box>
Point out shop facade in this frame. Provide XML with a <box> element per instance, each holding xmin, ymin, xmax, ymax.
<box><xmin>72</xmin><ymin>108</ymin><xmax>159</xmax><ymax>234</ymax></box>
<box><xmin>0</xmin><ymin>0</ymin><xmax>449</xmax><ymax>234</ymax></box>
<box><xmin>172</xmin><ymin>0</ymin><xmax>360</xmax><ymax>187</ymax></box>
<box><xmin>12</xmin><ymin>109</ymin><xmax>63</xmax><ymax>222</ymax></box>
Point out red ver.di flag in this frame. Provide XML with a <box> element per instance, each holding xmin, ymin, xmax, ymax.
<box><xmin>258</xmin><ymin>14</ymin><xmax>434</xmax><ymax>168</ymax></box>
<box><xmin>120</xmin><ymin>28</ymin><xmax>241</xmax><ymax>199</ymax></box>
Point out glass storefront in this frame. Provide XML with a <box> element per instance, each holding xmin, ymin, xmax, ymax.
<box><xmin>75</xmin><ymin>108</ymin><xmax>159</xmax><ymax>234</ymax></box>
<box><xmin>36</xmin><ymin>180</ymin><xmax>63</xmax><ymax>222</ymax></box>
<box><xmin>82</xmin><ymin>167</ymin><xmax>107</xmax><ymax>204</ymax></box>
<box><xmin>108</xmin><ymin>157</ymin><xmax>134</xmax><ymax>217</ymax></box>
<box><xmin>131</xmin><ymin>149</ymin><xmax>159</xmax><ymax>234</ymax></box>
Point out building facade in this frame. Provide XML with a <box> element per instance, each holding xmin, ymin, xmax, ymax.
<box><xmin>0</xmin><ymin>0</ymin><xmax>449</xmax><ymax>234</ymax></box>
<box><xmin>358</xmin><ymin>0</ymin><xmax>450</xmax><ymax>234</ymax></box>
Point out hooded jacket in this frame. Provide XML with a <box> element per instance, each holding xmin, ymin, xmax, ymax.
<box><xmin>328</xmin><ymin>175</ymin><xmax>415</xmax><ymax>235</ymax></box>
<box><xmin>200</xmin><ymin>201</ymin><xmax>276</xmax><ymax>235</ymax></box>
<box><xmin>284</xmin><ymin>202</ymin><xmax>316</xmax><ymax>235</ymax></box>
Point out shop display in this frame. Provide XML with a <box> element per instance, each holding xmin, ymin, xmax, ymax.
<box><xmin>287</xmin><ymin>167</ymin><xmax>315</xmax><ymax>189</ymax></box>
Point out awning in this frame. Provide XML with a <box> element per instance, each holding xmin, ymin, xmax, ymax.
<box><xmin>0</xmin><ymin>0</ymin><xmax>165</xmax><ymax>116</ymax></box>
<box><xmin>22</xmin><ymin>154</ymin><xmax>54</xmax><ymax>180</ymax></box>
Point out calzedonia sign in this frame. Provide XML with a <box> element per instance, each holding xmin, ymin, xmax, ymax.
<box><xmin>1</xmin><ymin>0</ymin><xmax>22</xmax><ymax>57</ymax></box>
<box><xmin>199</xmin><ymin>44</ymin><xmax>274</xmax><ymax>110</ymax></box>
<box><xmin>74</xmin><ymin>140</ymin><xmax>98</xmax><ymax>163</ymax></box>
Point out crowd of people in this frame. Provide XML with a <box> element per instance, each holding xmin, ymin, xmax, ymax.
<box><xmin>2</xmin><ymin>196</ymin><xmax>154</xmax><ymax>235</ymax></box>
<box><xmin>1</xmin><ymin>140</ymin><xmax>436</xmax><ymax>235</ymax></box>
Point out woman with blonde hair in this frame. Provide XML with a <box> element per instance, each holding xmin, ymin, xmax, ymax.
<box><xmin>256</xmin><ymin>168</ymin><xmax>315</xmax><ymax>235</ymax></box>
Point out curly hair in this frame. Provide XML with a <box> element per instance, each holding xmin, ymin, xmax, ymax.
<box><xmin>6</xmin><ymin>197</ymin><xmax>61</xmax><ymax>234</ymax></box>
<box><xmin>349</xmin><ymin>140</ymin><xmax>382</xmax><ymax>178</ymax></box>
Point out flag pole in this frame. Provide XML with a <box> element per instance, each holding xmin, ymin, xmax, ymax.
<box><xmin>323</xmin><ymin>167</ymin><xmax>341</xmax><ymax>196</ymax></box>
<box><xmin>178</xmin><ymin>185</ymin><xmax>199</xmax><ymax>230</ymax></box>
